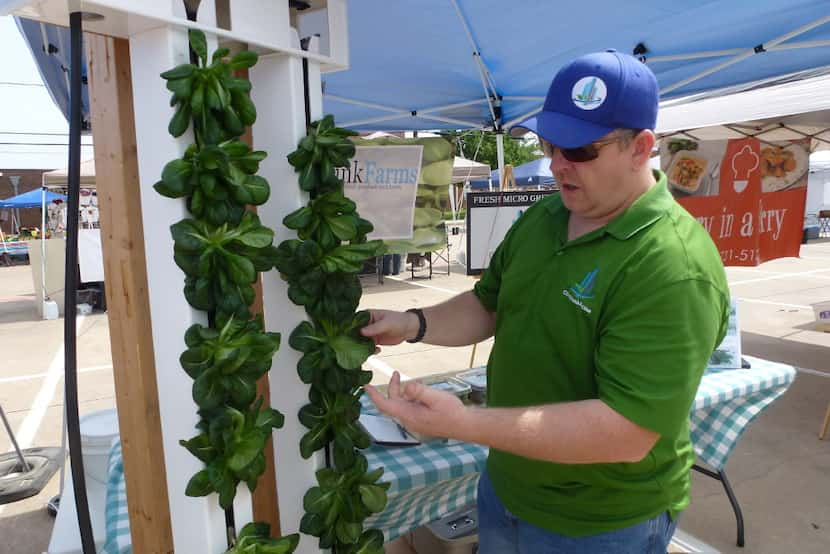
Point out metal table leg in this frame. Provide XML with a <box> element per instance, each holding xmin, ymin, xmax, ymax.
<box><xmin>692</xmin><ymin>463</ymin><xmax>745</xmax><ymax>547</ymax></box>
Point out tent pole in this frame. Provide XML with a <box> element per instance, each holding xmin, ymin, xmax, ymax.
<box><xmin>505</xmin><ymin>107</ymin><xmax>543</xmax><ymax>131</ymax></box>
<box><xmin>661</xmin><ymin>14</ymin><xmax>830</xmax><ymax>95</ymax></box>
<box><xmin>41</xmin><ymin>178</ymin><xmax>47</xmax><ymax>312</ymax></box>
<box><xmin>496</xmin><ymin>133</ymin><xmax>505</xmax><ymax>191</ymax></box>
<box><xmin>449</xmin><ymin>0</ymin><xmax>499</xmax><ymax>126</ymax></box>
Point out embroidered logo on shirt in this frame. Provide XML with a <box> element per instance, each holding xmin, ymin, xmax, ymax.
<box><xmin>563</xmin><ymin>268</ymin><xmax>598</xmax><ymax>313</ymax></box>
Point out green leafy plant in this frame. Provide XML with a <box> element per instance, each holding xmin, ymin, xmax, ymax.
<box><xmin>279</xmin><ymin>115</ymin><xmax>388</xmax><ymax>552</ymax></box>
<box><xmin>154</xmin><ymin>140</ymin><xmax>270</xmax><ymax>226</ymax></box>
<box><xmin>299</xmin><ymin>455</ymin><xmax>389</xmax><ymax>550</ymax></box>
<box><xmin>180</xmin><ymin>317</ymin><xmax>280</xmax><ymax>412</ymax></box>
<box><xmin>182</xmin><ymin>397</ymin><xmax>284</xmax><ymax>508</ymax></box>
<box><xmin>161</xmin><ymin>35</ymin><xmax>258</xmax><ymax>145</ymax></box>
<box><xmin>158</xmin><ymin>29</ymin><xmax>298</xmax><ymax>550</ymax></box>
<box><xmin>226</xmin><ymin>522</ymin><xmax>299</xmax><ymax>554</ymax></box>
<box><xmin>171</xmin><ymin>212</ymin><xmax>278</xmax><ymax>323</ymax></box>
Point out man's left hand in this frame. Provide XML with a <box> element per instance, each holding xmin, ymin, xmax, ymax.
<box><xmin>364</xmin><ymin>371</ymin><xmax>468</xmax><ymax>440</ymax></box>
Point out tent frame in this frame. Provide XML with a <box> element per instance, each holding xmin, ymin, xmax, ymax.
<box><xmin>329</xmin><ymin>13</ymin><xmax>830</xmax><ymax>137</ymax></box>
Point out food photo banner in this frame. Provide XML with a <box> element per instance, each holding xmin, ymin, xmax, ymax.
<box><xmin>350</xmin><ymin>136</ymin><xmax>454</xmax><ymax>254</ymax></box>
<box><xmin>339</xmin><ymin>145</ymin><xmax>423</xmax><ymax>240</ymax></box>
<box><xmin>661</xmin><ymin>137</ymin><xmax>809</xmax><ymax>266</ymax></box>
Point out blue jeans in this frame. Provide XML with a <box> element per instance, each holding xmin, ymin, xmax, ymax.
<box><xmin>476</xmin><ymin>471</ymin><xmax>679</xmax><ymax>554</ymax></box>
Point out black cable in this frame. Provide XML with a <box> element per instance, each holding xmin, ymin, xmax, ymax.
<box><xmin>65</xmin><ymin>11</ymin><xmax>95</xmax><ymax>554</ymax></box>
<box><xmin>300</xmin><ymin>37</ymin><xmax>312</xmax><ymax>130</ymax></box>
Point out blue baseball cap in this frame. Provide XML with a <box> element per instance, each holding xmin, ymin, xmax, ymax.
<box><xmin>511</xmin><ymin>50</ymin><xmax>658</xmax><ymax>148</ymax></box>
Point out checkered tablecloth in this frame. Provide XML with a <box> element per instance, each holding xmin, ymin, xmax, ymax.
<box><xmin>103</xmin><ymin>356</ymin><xmax>796</xmax><ymax>548</ymax></box>
<box><xmin>691</xmin><ymin>356</ymin><xmax>796</xmax><ymax>471</ymax></box>
<box><xmin>101</xmin><ymin>440</ymin><xmax>130</xmax><ymax>553</ymax></box>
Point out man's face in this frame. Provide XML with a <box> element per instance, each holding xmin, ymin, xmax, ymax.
<box><xmin>546</xmin><ymin>131</ymin><xmax>641</xmax><ymax>220</ymax></box>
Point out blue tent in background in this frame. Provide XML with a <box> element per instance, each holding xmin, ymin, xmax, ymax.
<box><xmin>14</xmin><ymin>1</ymin><xmax>830</xmax><ymax>135</ymax></box>
<box><xmin>14</xmin><ymin>17</ymin><xmax>90</xmax><ymax>130</ymax></box>
<box><xmin>0</xmin><ymin>188</ymin><xmax>67</xmax><ymax>209</ymax></box>
<box><xmin>469</xmin><ymin>158</ymin><xmax>555</xmax><ymax>190</ymax></box>
<box><xmin>320</xmin><ymin>1</ymin><xmax>830</xmax><ymax>132</ymax></box>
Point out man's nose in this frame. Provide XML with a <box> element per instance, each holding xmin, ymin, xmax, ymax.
<box><xmin>549</xmin><ymin>147</ymin><xmax>573</xmax><ymax>174</ymax></box>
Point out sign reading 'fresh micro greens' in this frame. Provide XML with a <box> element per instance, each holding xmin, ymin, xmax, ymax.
<box><xmin>158</xmin><ymin>30</ymin><xmax>298</xmax><ymax>553</ymax></box>
<box><xmin>278</xmin><ymin>115</ymin><xmax>389</xmax><ymax>553</ymax></box>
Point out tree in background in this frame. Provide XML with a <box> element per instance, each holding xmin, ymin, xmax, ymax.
<box><xmin>439</xmin><ymin>130</ymin><xmax>541</xmax><ymax>169</ymax></box>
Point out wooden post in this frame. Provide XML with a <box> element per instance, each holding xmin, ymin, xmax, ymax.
<box><xmin>238</xmin><ymin>69</ymin><xmax>282</xmax><ymax>536</ymax></box>
<box><xmin>85</xmin><ymin>33</ymin><xmax>174</xmax><ymax>553</ymax></box>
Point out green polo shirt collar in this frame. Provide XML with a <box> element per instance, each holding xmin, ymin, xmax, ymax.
<box><xmin>605</xmin><ymin>170</ymin><xmax>672</xmax><ymax>240</ymax></box>
<box><xmin>545</xmin><ymin>170</ymin><xmax>673</xmax><ymax>242</ymax></box>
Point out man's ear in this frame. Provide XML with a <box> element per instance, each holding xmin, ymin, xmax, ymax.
<box><xmin>631</xmin><ymin>130</ymin><xmax>656</xmax><ymax>170</ymax></box>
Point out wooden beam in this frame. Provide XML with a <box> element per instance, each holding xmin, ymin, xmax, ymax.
<box><xmin>85</xmin><ymin>33</ymin><xmax>174</xmax><ymax>553</ymax></box>
<box><xmin>238</xmin><ymin>68</ymin><xmax>282</xmax><ymax>536</ymax></box>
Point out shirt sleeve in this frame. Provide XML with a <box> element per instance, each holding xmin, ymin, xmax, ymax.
<box><xmin>472</xmin><ymin>244</ymin><xmax>503</xmax><ymax>312</ymax></box>
<box><xmin>595</xmin><ymin>278</ymin><xmax>729</xmax><ymax>437</ymax></box>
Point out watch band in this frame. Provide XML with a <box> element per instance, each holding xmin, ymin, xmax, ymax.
<box><xmin>405</xmin><ymin>308</ymin><xmax>426</xmax><ymax>343</ymax></box>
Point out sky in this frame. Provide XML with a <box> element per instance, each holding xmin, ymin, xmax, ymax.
<box><xmin>0</xmin><ymin>15</ymin><xmax>93</xmax><ymax>171</ymax></box>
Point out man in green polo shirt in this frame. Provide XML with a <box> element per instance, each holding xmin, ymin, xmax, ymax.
<box><xmin>362</xmin><ymin>50</ymin><xmax>729</xmax><ymax>553</ymax></box>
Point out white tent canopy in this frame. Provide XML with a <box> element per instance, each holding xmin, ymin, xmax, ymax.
<box><xmin>42</xmin><ymin>158</ymin><xmax>96</xmax><ymax>186</ymax></box>
<box><xmin>451</xmin><ymin>156</ymin><xmax>490</xmax><ymax>183</ymax></box>
<box><xmin>657</xmin><ymin>68</ymin><xmax>830</xmax><ymax>151</ymax></box>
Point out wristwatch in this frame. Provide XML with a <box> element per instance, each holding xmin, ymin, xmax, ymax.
<box><xmin>405</xmin><ymin>308</ymin><xmax>426</xmax><ymax>343</ymax></box>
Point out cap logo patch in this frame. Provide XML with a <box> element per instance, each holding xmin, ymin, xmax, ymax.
<box><xmin>571</xmin><ymin>76</ymin><xmax>606</xmax><ymax>110</ymax></box>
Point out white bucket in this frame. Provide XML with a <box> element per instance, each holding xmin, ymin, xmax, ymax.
<box><xmin>43</xmin><ymin>300</ymin><xmax>59</xmax><ymax>320</ymax></box>
<box><xmin>78</xmin><ymin>409</ymin><xmax>120</xmax><ymax>486</ymax></box>
<box><xmin>814</xmin><ymin>301</ymin><xmax>830</xmax><ymax>333</ymax></box>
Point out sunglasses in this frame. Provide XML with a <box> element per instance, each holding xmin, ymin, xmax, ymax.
<box><xmin>541</xmin><ymin>134</ymin><xmax>628</xmax><ymax>163</ymax></box>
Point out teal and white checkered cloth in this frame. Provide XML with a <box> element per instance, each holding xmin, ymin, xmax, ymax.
<box><xmin>103</xmin><ymin>356</ymin><xmax>796</xmax><ymax>547</ymax></box>
<box><xmin>360</xmin><ymin>396</ymin><xmax>486</xmax><ymax>541</ymax></box>
<box><xmin>101</xmin><ymin>439</ymin><xmax>130</xmax><ymax>553</ymax></box>
<box><xmin>691</xmin><ymin>355</ymin><xmax>795</xmax><ymax>471</ymax></box>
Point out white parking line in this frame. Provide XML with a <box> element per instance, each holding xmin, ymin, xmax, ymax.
<box><xmin>736</xmin><ymin>298</ymin><xmax>812</xmax><ymax>310</ymax></box>
<box><xmin>0</xmin><ymin>316</ymin><xmax>86</xmax><ymax>517</ymax></box>
<box><xmin>384</xmin><ymin>275</ymin><xmax>464</xmax><ymax>295</ymax></box>
<box><xmin>365</xmin><ymin>355</ymin><xmax>411</xmax><ymax>381</ymax></box>
<box><xmin>6</xmin><ymin>316</ymin><xmax>85</xmax><ymax>453</ymax></box>
<box><xmin>0</xmin><ymin>364</ymin><xmax>112</xmax><ymax>385</ymax></box>
<box><xmin>729</xmin><ymin>267</ymin><xmax>830</xmax><ymax>285</ymax></box>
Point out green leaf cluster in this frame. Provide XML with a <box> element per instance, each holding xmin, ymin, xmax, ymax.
<box><xmin>154</xmin><ymin>140</ymin><xmax>269</xmax><ymax>226</ymax></box>
<box><xmin>161</xmin><ymin>30</ymin><xmax>258</xmax><ymax>144</ymax></box>
<box><xmin>181</xmin><ymin>316</ymin><xmax>280</xmax><ymax>411</ymax></box>
<box><xmin>225</xmin><ymin>522</ymin><xmax>299</xmax><ymax>554</ymax></box>
<box><xmin>283</xmin><ymin>115</ymin><xmax>389</xmax><ymax>550</ymax></box>
<box><xmin>159</xmin><ymin>30</ymin><xmax>295</xmax><ymax>550</ymax></box>
<box><xmin>171</xmin><ymin>212</ymin><xmax>278</xmax><ymax>323</ymax></box>
<box><xmin>182</xmin><ymin>397</ymin><xmax>285</xmax><ymax>509</ymax></box>
<box><xmin>287</xmin><ymin>115</ymin><xmax>358</xmax><ymax>193</ymax></box>
<box><xmin>299</xmin><ymin>455</ymin><xmax>389</xmax><ymax>552</ymax></box>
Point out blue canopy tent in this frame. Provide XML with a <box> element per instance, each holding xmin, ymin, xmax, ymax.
<box><xmin>469</xmin><ymin>158</ymin><xmax>554</xmax><ymax>190</ymax></box>
<box><xmin>16</xmin><ymin>2</ymin><xmax>830</xmax><ymax>139</ymax></box>
<box><xmin>0</xmin><ymin>188</ymin><xmax>67</xmax><ymax>208</ymax></box>
<box><xmin>14</xmin><ymin>17</ymin><xmax>90</xmax><ymax>130</ymax></box>
<box><xmin>322</xmin><ymin>1</ymin><xmax>830</xmax><ymax>136</ymax></box>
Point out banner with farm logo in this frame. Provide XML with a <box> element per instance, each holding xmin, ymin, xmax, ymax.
<box><xmin>338</xmin><ymin>145</ymin><xmax>423</xmax><ymax>240</ymax></box>
<box><xmin>660</xmin><ymin>137</ymin><xmax>809</xmax><ymax>266</ymax></box>
<box><xmin>350</xmin><ymin>137</ymin><xmax>453</xmax><ymax>253</ymax></box>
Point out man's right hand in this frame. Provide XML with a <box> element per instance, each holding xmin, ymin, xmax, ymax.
<box><xmin>361</xmin><ymin>309</ymin><xmax>420</xmax><ymax>345</ymax></box>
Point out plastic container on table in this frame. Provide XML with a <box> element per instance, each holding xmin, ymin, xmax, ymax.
<box><xmin>455</xmin><ymin>367</ymin><xmax>487</xmax><ymax>405</ymax></box>
<box><xmin>403</xmin><ymin>376</ymin><xmax>472</xmax><ymax>442</ymax></box>
<box><xmin>814</xmin><ymin>301</ymin><xmax>830</xmax><ymax>332</ymax></box>
<box><xmin>418</xmin><ymin>375</ymin><xmax>472</xmax><ymax>404</ymax></box>
<box><xmin>412</xmin><ymin>504</ymin><xmax>478</xmax><ymax>554</ymax></box>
